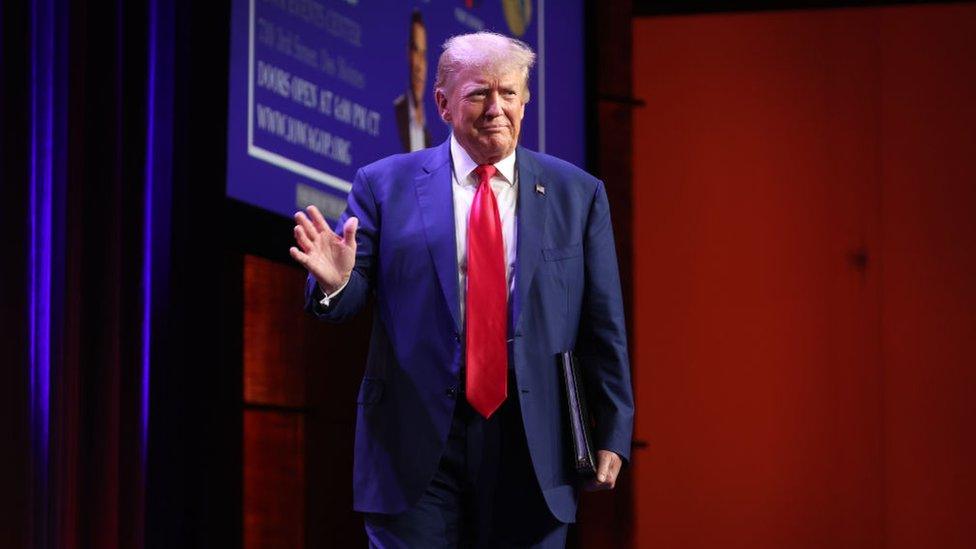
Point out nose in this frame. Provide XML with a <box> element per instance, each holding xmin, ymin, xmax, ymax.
<box><xmin>484</xmin><ymin>91</ymin><xmax>502</xmax><ymax>118</ymax></box>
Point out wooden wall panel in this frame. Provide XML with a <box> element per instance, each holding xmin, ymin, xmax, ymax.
<box><xmin>243</xmin><ymin>410</ymin><xmax>304</xmax><ymax>549</ymax></box>
<box><xmin>244</xmin><ymin>255</ymin><xmax>311</xmax><ymax>407</ymax></box>
<box><xmin>242</xmin><ymin>254</ymin><xmax>369</xmax><ymax>548</ymax></box>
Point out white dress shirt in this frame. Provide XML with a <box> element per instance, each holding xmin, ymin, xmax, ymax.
<box><xmin>320</xmin><ymin>134</ymin><xmax>518</xmax><ymax>312</ymax></box>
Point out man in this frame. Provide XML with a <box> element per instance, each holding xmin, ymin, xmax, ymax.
<box><xmin>291</xmin><ymin>32</ymin><xmax>633</xmax><ymax>547</ymax></box>
<box><xmin>393</xmin><ymin>10</ymin><xmax>432</xmax><ymax>152</ymax></box>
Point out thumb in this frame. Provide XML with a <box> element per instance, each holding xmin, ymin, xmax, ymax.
<box><xmin>342</xmin><ymin>217</ymin><xmax>359</xmax><ymax>245</ymax></box>
<box><xmin>597</xmin><ymin>454</ymin><xmax>612</xmax><ymax>482</ymax></box>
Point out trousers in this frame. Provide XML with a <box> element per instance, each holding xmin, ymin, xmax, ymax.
<box><xmin>364</xmin><ymin>372</ymin><xmax>569</xmax><ymax>548</ymax></box>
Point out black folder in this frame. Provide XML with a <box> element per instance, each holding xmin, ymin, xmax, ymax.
<box><xmin>559</xmin><ymin>351</ymin><xmax>597</xmax><ymax>477</ymax></box>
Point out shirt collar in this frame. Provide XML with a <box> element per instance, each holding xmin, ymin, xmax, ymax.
<box><xmin>450</xmin><ymin>133</ymin><xmax>516</xmax><ymax>187</ymax></box>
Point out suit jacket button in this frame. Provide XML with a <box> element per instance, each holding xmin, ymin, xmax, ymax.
<box><xmin>446</xmin><ymin>386</ymin><xmax>457</xmax><ymax>398</ymax></box>
<box><xmin>454</xmin><ymin>332</ymin><xmax>461</xmax><ymax>342</ymax></box>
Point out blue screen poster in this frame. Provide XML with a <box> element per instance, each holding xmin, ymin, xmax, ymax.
<box><xmin>226</xmin><ymin>0</ymin><xmax>584</xmax><ymax>220</ymax></box>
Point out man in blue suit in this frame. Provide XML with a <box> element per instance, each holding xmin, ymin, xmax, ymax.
<box><xmin>290</xmin><ymin>32</ymin><xmax>633</xmax><ymax>547</ymax></box>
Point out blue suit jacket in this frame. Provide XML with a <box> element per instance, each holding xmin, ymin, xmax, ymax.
<box><xmin>305</xmin><ymin>139</ymin><xmax>633</xmax><ymax>523</ymax></box>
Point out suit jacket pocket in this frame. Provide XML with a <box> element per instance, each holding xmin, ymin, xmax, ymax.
<box><xmin>357</xmin><ymin>377</ymin><xmax>384</xmax><ymax>405</ymax></box>
<box><xmin>542</xmin><ymin>242</ymin><xmax>583</xmax><ymax>262</ymax></box>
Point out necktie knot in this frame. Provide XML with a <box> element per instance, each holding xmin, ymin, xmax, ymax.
<box><xmin>474</xmin><ymin>164</ymin><xmax>497</xmax><ymax>187</ymax></box>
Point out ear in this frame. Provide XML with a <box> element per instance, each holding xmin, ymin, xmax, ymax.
<box><xmin>435</xmin><ymin>88</ymin><xmax>451</xmax><ymax>122</ymax></box>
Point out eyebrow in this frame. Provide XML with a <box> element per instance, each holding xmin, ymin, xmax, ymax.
<box><xmin>465</xmin><ymin>84</ymin><xmax>520</xmax><ymax>96</ymax></box>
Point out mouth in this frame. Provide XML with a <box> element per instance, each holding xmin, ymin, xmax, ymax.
<box><xmin>478</xmin><ymin>126</ymin><xmax>509</xmax><ymax>133</ymax></box>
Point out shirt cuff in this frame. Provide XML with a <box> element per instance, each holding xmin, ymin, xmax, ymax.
<box><xmin>318</xmin><ymin>278</ymin><xmax>350</xmax><ymax>308</ymax></box>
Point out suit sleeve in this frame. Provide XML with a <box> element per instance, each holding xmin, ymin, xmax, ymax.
<box><xmin>304</xmin><ymin>167</ymin><xmax>380</xmax><ymax>322</ymax></box>
<box><xmin>576</xmin><ymin>180</ymin><xmax>635</xmax><ymax>463</ymax></box>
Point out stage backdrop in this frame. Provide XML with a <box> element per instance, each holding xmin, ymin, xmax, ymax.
<box><xmin>226</xmin><ymin>0</ymin><xmax>584</xmax><ymax>220</ymax></box>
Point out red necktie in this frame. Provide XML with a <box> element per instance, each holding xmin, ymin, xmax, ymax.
<box><xmin>466</xmin><ymin>164</ymin><xmax>507</xmax><ymax>418</ymax></box>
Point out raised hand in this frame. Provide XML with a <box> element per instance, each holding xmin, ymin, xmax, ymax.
<box><xmin>289</xmin><ymin>205</ymin><xmax>358</xmax><ymax>294</ymax></box>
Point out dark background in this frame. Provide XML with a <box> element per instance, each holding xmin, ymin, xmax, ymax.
<box><xmin>3</xmin><ymin>1</ymin><xmax>974</xmax><ymax>548</ymax></box>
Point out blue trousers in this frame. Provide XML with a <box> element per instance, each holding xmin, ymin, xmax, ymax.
<box><xmin>364</xmin><ymin>377</ymin><xmax>569</xmax><ymax>548</ymax></box>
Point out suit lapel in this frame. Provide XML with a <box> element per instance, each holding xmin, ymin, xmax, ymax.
<box><xmin>415</xmin><ymin>141</ymin><xmax>463</xmax><ymax>333</ymax></box>
<box><xmin>513</xmin><ymin>147</ymin><xmax>547</xmax><ymax>333</ymax></box>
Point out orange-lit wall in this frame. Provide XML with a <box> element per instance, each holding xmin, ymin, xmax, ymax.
<box><xmin>631</xmin><ymin>4</ymin><xmax>975</xmax><ymax>548</ymax></box>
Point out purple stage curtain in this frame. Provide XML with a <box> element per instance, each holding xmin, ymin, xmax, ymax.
<box><xmin>1</xmin><ymin>0</ymin><xmax>176</xmax><ymax>547</ymax></box>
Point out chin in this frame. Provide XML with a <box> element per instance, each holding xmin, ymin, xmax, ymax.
<box><xmin>481</xmin><ymin>135</ymin><xmax>512</xmax><ymax>148</ymax></box>
<box><xmin>479</xmin><ymin>142</ymin><xmax>513</xmax><ymax>158</ymax></box>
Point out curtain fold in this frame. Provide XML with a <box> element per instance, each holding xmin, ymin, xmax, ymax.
<box><xmin>5</xmin><ymin>0</ymin><xmax>238</xmax><ymax>546</ymax></box>
<box><xmin>2</xmin><ymin>0</ymin><xmax>170</xmax><ymax>547</ymax></box>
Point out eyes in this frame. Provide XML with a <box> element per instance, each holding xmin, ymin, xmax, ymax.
<box><xmin>466</xmin><ymin>88</ymin><xmax>519</xmax><ymax>100</ymax></box>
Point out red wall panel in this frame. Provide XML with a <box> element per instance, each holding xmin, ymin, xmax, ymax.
<box><xmin>632</xmin><ymin>4</ymin><xmax>975</xmax><ymax>548</ymax></box>
<box><xmin>243</xmin><ymin>410</ymin><xmax>305</xmax><ymax>549</ymax></box>
<box><xmin>244</xmin><ymin>255</ymin><xmax>310</xmax><ymax>407</ymax></box>
<box><xmin>879</xmin><ymin>7</ymin><xmax>976</xmax><ymax>548</ymax></box>
<box><xmin>241</xmin><ymin>255</ymin><xmax>370</xmax><ymax>548</ymax></box>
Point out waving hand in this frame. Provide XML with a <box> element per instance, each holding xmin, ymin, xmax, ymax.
<box><xmin>289</xmin><ymin>205</ymin><xmax>358</xmax><ymax>294</ymax></box>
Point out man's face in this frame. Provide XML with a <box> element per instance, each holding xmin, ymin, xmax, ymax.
<box><xmin>409</xmin><ymin>23</ymin><xmax>427</xmax><ymax>104</ymax></box>
<box><xmin>436</xmin><ymin>66</ymin><xmax>527</xmax><ymax>164</ymax></box>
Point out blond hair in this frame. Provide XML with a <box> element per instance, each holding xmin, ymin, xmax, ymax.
<box><xmin>434</xmin><ymin>32</ymin><xmax>536</xmax><ymax>100</ymax></box>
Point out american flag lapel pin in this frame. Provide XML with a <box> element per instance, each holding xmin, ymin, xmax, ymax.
<box><xmin>535</xmin><ymin>183</ymin><xmax>546</xmax><ymax>195</ymax></box>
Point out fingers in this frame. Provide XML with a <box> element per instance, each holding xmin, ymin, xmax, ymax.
<box><xmin>596</xmin><ymin>462</ymin><xmax>611</xmax><ymax>484</ymax></box>
<box><xmin>289</xmin><ymin>246</ymin><xmax>309</xmax><ymax>266</ymax></box>
<box><xmin>294</xmin><ymin>225</ymin><xmax>315</xmax><ymax>252</ymax></box>
<box><xmin>597</xmin><ymin>452</ymin><xmax>616</xmax><ymax>484</ymax></box>
<box><xmin>342</xmin><ymin>217</ymin><xmax>359</xmax><ymax>245</ymax></box>
<box><xmin>294</xmin><ymin>210</ymin><xmax>322</xmax><ymax>241</ymax></box>
<box><xmin>306</xmin><ymin>205</ymin><xmax>330</xmax><ymax>234</ymax></box>
<box><xmin>584</xmin><ymin>451</ymin><xmax>621</xmax><ymax>492</ymax></box>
